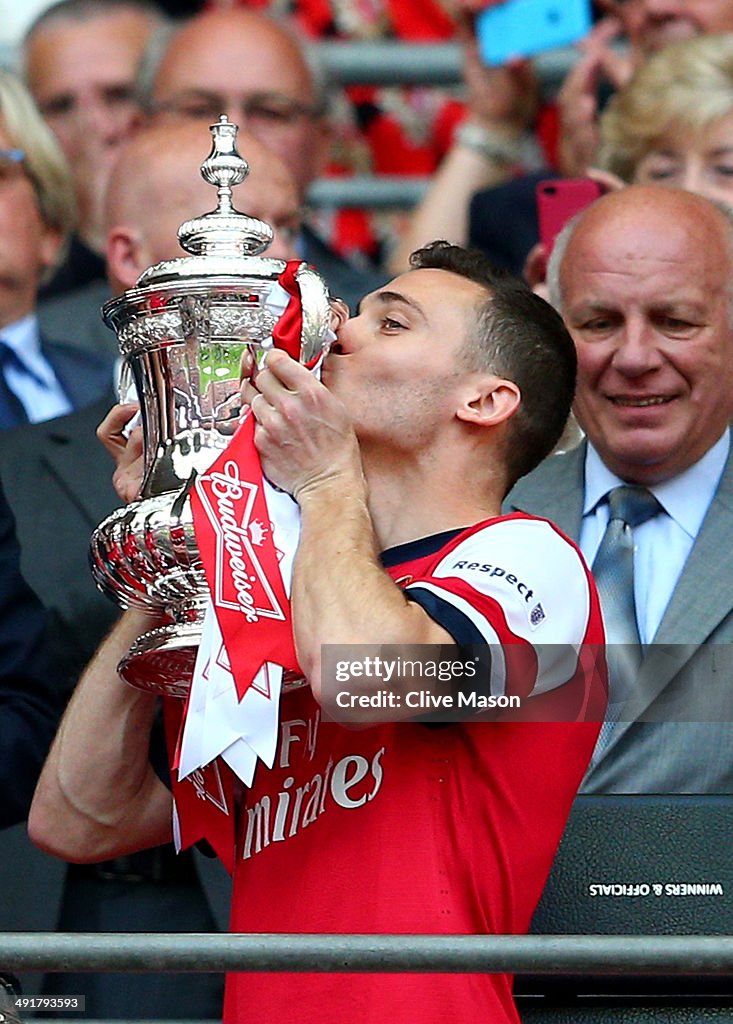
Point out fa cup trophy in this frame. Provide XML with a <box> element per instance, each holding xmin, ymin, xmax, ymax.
<box><xmin>89</xmin><ymin>116</ymin><xmax>333</xmax><ymax>697</ymax></box>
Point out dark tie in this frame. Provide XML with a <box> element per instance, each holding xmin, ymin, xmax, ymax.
<box><xmin>592</xmin><ymin>485</ymin><xmax>662</xmax><ymax>757</ymax></box>
<box><xmin>0</xmin><ymin>341</ymin><xmax>30</xmax><ymax>429</ymax></box>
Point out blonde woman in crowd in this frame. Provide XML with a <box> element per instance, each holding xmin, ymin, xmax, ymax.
<box><xmin>595</xmin><ymin>32</ymin><xmax>733</xmax><ymax>203</ymax></box>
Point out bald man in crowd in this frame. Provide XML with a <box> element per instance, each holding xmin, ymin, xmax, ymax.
<box><xmin>23</xmin><ymin>0</ymin><xmax>162</xmax><ymax>298</ymax></box>
<box><xmin>508</xmin><ymin>184</ymin><xmax>733</xmax><ymax>793</ymax></box>
<box><xmin>0</xmin><ymin>121</ymin><xmax>301</xmax><ymax>1019</ymax></box>
<box><xmin>39</xmin><ymin>5</ymin><xmax>384</xmax><ymax>351</ymax></box>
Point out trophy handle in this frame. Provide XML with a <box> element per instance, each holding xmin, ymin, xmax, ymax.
<box><xmin>295</xmin><ymin>262</ymin><xmax>332</xmax><ymax>365</ymax></box>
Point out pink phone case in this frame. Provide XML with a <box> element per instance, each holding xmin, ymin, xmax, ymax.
<box><xmin>536</xmin><ymin>179</ymin><xmax>603</xmax><ymax>255</ymax></box>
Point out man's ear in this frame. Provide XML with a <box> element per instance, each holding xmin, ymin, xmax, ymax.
<box><xmin>456</xmin><ymin>376</ymin><xmax>521</xmax><ymax>428</ymax></box>
<box><xmin>106</xmin><ymin>226</ymin><xmax>147</xmax><ymax>292</ymax></box>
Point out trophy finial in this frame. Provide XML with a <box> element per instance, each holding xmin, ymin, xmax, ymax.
<box><xmin>200</xmin><ymin>115</ymin><xmax>249</xmax><ymax>215</ymax></box>
<box><xmin>176</xmin><ymin>115</ymin><xmax>273</xmax><ymax>258</ymax></box>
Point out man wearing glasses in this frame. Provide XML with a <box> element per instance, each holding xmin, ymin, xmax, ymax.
<box><xmin>144</xmin><ymin>6</ymin><xmax>386</xmax><ymax>313</ymax></box>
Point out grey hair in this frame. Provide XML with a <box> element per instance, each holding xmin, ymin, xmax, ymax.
<box><xmin>134</xmin><ymin>19</ymin><xmax>178</xmax><ymax>113</ymax></box>
<box><xmin>0</xmin><ymin>68</ymin><xmax>76</xmax><ymax>278</ymax></box>
<box><xmin>546</xmin><ymin>212</ymin><xmax>582</xmax><ymax>313</ymax></box>
<box><xmin>597</xmin><ymin>34</ymin><xmax>733</xmax><ymax>183</ymax></box>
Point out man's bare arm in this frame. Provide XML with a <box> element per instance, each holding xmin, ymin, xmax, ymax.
<box><xmin>29</xmin><ymin>609</ymin><xmax>173</xmax><ymax>862</ymax></box>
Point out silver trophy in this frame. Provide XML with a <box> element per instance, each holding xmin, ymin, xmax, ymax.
<box><xmin>90</xmin><ymin>116</ymin><xmax>332</xmax><ymax>697</ymax></box>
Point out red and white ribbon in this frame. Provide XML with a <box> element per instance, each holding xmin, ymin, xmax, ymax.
<box><xmin>169</xmin><ymin>260</ymin><xmax>328</xmax><ymax>863</ymax></box>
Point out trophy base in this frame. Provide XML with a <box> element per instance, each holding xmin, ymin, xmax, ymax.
<box><xmin>119</xmin><ymin>622</ymin><xmax>201</xmax><ymax>698</ymax></box>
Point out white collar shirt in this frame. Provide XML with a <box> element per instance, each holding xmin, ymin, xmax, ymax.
<box><xmin>579</xmin><ymin>431</ymin><xmax>729</xmax><ymax>645</ymax></box>
<box><xmin>1</xmin><ymin>314</ymin><xmax>73</xmax><ymax>422</ymax></box>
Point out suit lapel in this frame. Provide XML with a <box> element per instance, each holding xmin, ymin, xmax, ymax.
<box><xmin>512</xmin><ymin>442</ymin><xmax>733</xmax><ymax>769</ymax></box>
<box><xmin>654</xmin><ymin>446</ymin><xmax>733</xmax><ymax>647</ymax></box>
<box><xmin>36</xmin><ymin>398</ymin><xmax>119</xmax><ymax>526</ymax></box>
<box><xmin>42</xmin><ymin>338</ymin><xmax>113</xmax><ymax>411</ymax></box>
<box><xmin>505</xmin><ymin>443</ymin><xmax>586</xmax><ymax>541</ymax></box>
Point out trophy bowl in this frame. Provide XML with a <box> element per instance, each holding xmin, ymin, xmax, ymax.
<box><xmin>89</xmin><ymin>116</ymin><xmax>332</xmax><ymax>697</ymax></box>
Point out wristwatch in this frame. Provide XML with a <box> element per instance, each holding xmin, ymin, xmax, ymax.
<box><xmin>455</xmin><ymin>121</ymin><xmax>522</xmax><ymax>165</ymax></box>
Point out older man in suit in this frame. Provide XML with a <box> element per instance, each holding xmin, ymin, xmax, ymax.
<box><xmin>143</xmin><ymin>6</ymin><xmax>385</xmax><ymax>314</ymax></box>
<box><xmin>507</xmin><ymin>184</ymin><xmax>733</xmax><ymax>793</ymax></box>
<box><xmin>39</xmin><ymin>6</ymin><xmax>387</xmax><ymax>355</ymax></box>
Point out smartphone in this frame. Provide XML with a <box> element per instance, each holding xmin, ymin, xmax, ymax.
<box><xmin>536</xmin><ymin>178</ymin><xmax>604</xmax><ymax>255</ymax></box>
<box><xmin>476</xmin><ymin>0</ymin><xmax>592</xmax><ymax>67</ymax></box>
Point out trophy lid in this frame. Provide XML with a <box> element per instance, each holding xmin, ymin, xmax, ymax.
<box><xmin>134</xmin><ymin>114</ymin><xmax>280</xmax><ymax>287</ymax></box>
<box><xmin>102</xmin><ymin>115</ymin><xmax>332</xmax><ymax>366</ymax></box>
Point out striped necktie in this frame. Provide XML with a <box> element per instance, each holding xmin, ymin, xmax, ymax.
<box><xmin>0</xmin><ymin>341</ymin><xmax>29</xmax><ymax>429</ymax></box>
<box><xmin>591</xmin><ymin>485</ymin><xmax>662</xmax><ymax>758</ymax></box>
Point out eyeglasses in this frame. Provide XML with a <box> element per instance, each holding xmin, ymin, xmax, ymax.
<box><xmin>152</xmin><ymin>92</ymin><xmax>319</xmax><ymax>128</ymax></box>
<box><xmin>0</xmin><ymin>148</ymin><xmax>26</xmax><ymax>185</ymax></box>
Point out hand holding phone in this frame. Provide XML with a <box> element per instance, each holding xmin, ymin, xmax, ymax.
<box><xmin>536</xmin><ymin>178</ymin><xmax>604</xmax><ymax>256</ymax></box>
<box><xmin>476</xmin><ymin>0</ymin><xmax>592</xmax><ymax>67</ymax></box>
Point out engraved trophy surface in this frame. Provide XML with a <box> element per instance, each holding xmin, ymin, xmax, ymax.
<box><xmin>90</xmin><ymin>116</ymin><xmax>332</xmax><ymax>697</ymax></box>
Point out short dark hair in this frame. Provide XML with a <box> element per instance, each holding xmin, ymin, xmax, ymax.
<box><xmin>409</xmin><ymin>240</ymin><xmax>577</xmax><ymax>488</ymax></box>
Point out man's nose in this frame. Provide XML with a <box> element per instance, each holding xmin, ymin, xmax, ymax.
<box><xmin>612</xmin><ymin>320</ymin><xmax>664</xmax><ymax>374</ymax></box>
<box><xmin>78</xmin><ymin>96</ymin><xmax>135</xmax><ymax>144</ymax></box>
<box><xmin>225</xmin><ymin>102</ymin><xmax>248</xmax><ymax>129</ymax></box>
<box><xmin>679</xmin><ymin>165</ymin><xmax>704</xmax><ymax>194</ymax></box>
<box><xmin>332</xmin><ymin>312</ymin><xmax>359</xmax><ymax>351</ymax></box>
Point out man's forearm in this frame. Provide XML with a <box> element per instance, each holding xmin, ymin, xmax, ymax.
<box><xmin>29</xmin><ymin>609</ymin><xmax>173</xmax><ymax>862</ymax></box>
<box><xmin>293</xmin><ymin>479</ymin><xmax>453</xmax><ymax>713</ymax></box>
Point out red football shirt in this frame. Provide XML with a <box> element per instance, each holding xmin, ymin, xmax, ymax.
<box><xmin>224</xmin><ymin>515</ymin><xmax>605</xmax><ymax>1024</ymax></box>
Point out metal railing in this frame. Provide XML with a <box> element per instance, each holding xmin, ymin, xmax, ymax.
<box><xmin>311</xmin><ymin>41</ymin><xmax>576</xmax><ymax>92</ymax></box>
<box><xmin>307</xmin><ymin>174</ymin><xmax>428</xmax><ymax>208</ymax></box>
<box><xmin>3</xmin><ymin>933</ymin><xmax>733</xmax><ymax>975</ymax></box>
<box><xmin>303</xmin><ymin>41</ymin><xmax>578</xmax><ymax>210</ymax></box>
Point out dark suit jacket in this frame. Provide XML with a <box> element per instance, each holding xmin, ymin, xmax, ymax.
<box><xmin>0</xmin><ymin>398</ymin><xmax>231</xmax><ymax>1005</ymax></box>
<box><xmin>506</xmin><ymin>441</ymin><xmax>733</xmax><ymax>793</ymax></box>
<box><xmin>0</xmin><ymin>396</ymin><xmax>121</xmax><ymax>689</ymax></box>
<box><xmin>43</xmin><ymin>338</ymin><xmax>115</xmax><ymax>414</ymax></box>
<box><xmin>0</xmin><ymin>476</ymin><xmax>60</xmax><ymax>829</ymax></box>
<box><xmin>38</xmin><ymin>281</ymin><xmax>116</xmax><ymax>359</ymax></box>
<box><xmin>469</xmin><ymin>171</ymin><xmax>552</xmax><ymax>277</ymax></box>
<box><xmin>39</xmin><ymin>234</ymin><xmax>106</xmax><ymax>302</ymax></box>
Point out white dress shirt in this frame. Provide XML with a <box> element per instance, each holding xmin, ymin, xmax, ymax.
<box><xmin>580</xmin><ymin>431</ymin><xmax>730</xmax><ymax>645</ymax></box>
<box><xmin>1</xmin><ymin>313</ymin><xmax>73</xmax><ymax>423</ymax></box>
